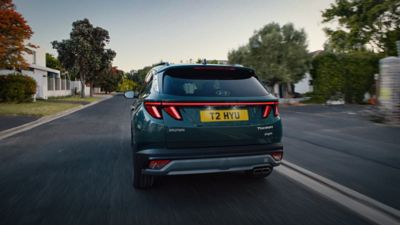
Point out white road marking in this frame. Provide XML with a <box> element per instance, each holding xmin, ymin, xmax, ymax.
<box><xmin>276</xmin><ymin>160</ymin><xmax>400</xmax><ymax>225</ymax></box>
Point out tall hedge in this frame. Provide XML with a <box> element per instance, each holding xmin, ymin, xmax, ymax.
<box><xmin>0</xmin><ymin>74</ymin><xmax>37</xmax><ymax>102</ymax></box>
<box><xmin>310</xmin><ymin>51</ymin><xmax>381</xmax><ymax>104</ymax></box>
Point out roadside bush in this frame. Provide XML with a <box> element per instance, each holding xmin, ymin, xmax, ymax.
<box><xmin>310</xmin><ymin>51</ymin><xmax>381</xmax><ymax>104</ymax></box>
<box><xmin>0</xmin><ymin>74</ymin><xmax>37</xmax><ymax>102</ymax></box>
<box><xmin>117</xmin><ymin>78</ymin><xmax>138</xmax><ymax>92</ymax></box>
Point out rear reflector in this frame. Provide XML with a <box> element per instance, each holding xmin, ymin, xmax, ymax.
<box><xmin>271</xmin><ymin>152</ymin><xmax>283</xmax><ymax>161</ymax></box>
<box><xmin>148</xmin><ymin>160</ymin><xmax>171</xmax><ymax>169</ymax></box>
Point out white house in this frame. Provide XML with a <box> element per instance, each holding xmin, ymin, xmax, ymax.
<box><xmin>294</xmin><ymin>72</ymin><xmax>313</xmax><ymax>94</ymax></box>
<box><xmin>0</xmin><ymin>45</ymin><xmax>89</xmax><ymax>99</ymax></box>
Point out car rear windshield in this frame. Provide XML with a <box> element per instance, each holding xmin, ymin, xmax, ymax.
<box><xmin>163</xmin><ymin>67</ymin><xmax>269</xmax><ymax>97</ymax></box>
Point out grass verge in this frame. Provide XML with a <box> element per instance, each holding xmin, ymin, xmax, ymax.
<box><xmin>48</xmin><ymin>96</ymin><xmax>100</xmax><ymax>103</ymax></box>
<box><xmin>0</xmin><ymin>101</ymin><xmax>79</xmax><ymax>117</ymax></box>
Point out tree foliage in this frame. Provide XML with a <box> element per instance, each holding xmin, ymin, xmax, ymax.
<box><xmin>118</xmin><ymin>76</ymin><xmax>139</xmax><ymax>92</ymax></box>
<box><xmin>52</xmin><ymin>19</ymin><xmax>115</xmax><ymax>97</ymax></box>
<box><xmin>195</xmin><ymin>59</ymin><xmax>221</xmax><ymax>64</ymax></box>
<box><xmin>0</xmin><ymin>0</ymin><xmax>36</xmax><ymax>69</ymax></box>
<box><xmin>45</xmin><ymin>53</ymin><xmax>64</xmax><ymax>71</ymax></box>
<box><xmin>228</xmin><ymin>23</ymin><xmax>309</xmax><ymax>87</ymax></box>
<box><xmin>322</xmin><ymin>0</ymin><xmax>400</xmax><ymax>55</ymax></box>
<box><xmin>96</xmin><ymin>66</ymin><xmax>123</xmax><ymax>93</ymax></box>
<box><xmin>135</xmin><ymin>66</ymin><xmax>152</xmax><ymax>85</ymax></box>
<box><xmin>310</xmin><ymin>51</ymin><xmax>381</xmax><ymax>103</ymax></box>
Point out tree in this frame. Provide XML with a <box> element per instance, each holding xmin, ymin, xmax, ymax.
<box><xmin>310</xmin><ymin>51</ymin><xmax>381</xmax><ymax>103</ymax></box>
<box><xmin>52</xmin><ymin>19</ymin><xmax>115</xmax><ymax>97</ymax></box>
<box><xmin>228</xmin><ymin>23</ymin><xmax>309</xmax><ymax>96</ymax></box>
<box><xmin>97</xmin><ymin>66</ymin><xmax>123</xmax><ymax>93</ymax></box>
<box><xmin>0</xmin><ymin>0</ymin><xmax>36</xmax><ymax>69</ymax></box>
<box><xmin>118</xmin><ymin>77</ymin><xmax>139</xmax><ymax>92</ymax></box>
<box><xmin>135</xmin><ymin>66</ymin><xmax>152</xmax><ymax>85</ymax></box>
<box><xmin>322</xmin><ymin>0</ymin><xmax>400</xmax><ymax>55</ymax></box>
<box><xmin>46</xmin><ymin>53</ymin><xmax>63</xmax><ymax>71</ymax></box>
<box><xmin>195</xmin><ymin>58</ymin><xmax>221</xmax><ymax>64</ymax></box>
<box><xmin>227</xmin><ymin>46</ymin><xmax>249</xmax><ymax>65</ymax></box>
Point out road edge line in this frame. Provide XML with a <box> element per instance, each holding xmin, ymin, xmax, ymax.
<box><xmin>0</xmin><ymin>95</ymin><xmax>113</xmax><ymax>141</ymax></box>
<box><xmin>276</xmin><ymin>160</ymin><xmax>400</xmax><ymax>225</ymax></box>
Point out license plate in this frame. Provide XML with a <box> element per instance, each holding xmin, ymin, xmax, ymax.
<box><xmin>200</xmin><ymin>109</ymin><xmax>249</xmax><ymax>122</ymax></box>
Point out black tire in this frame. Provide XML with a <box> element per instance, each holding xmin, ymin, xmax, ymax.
<box><xmin>132</xmin><ymin>155</ymin><xmax>154</xmax><ymax>189</ymax></box>
<box><xmin>131</xmin><ymin>131</ymin><xmax>154</xmax><ymax>189</ymax></box>
<box><xmin>245</xmin><ymin>167</ymin><xmax>273</xmax><ymax>179</ymax></box>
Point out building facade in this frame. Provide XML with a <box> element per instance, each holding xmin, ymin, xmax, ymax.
<box><xmin>0</xmin><ymin>46</ymin><xmax>89</xmax><ymax>99</ymax></box>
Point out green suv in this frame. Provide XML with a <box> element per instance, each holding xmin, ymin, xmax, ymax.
<box><xmin>125</xmin><ymin>64</ymin><xmax>283</xmax><ymax>188</ymax></box>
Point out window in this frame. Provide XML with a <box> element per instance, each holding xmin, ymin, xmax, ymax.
<box><xmin>163</xmin><ymin>70</ymin><xmax>269</xmax><ymax>97</ymax></box>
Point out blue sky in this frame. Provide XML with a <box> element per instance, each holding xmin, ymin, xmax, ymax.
<box><xmin>14</xmin><ymin>0</ymin><xmax>334</xmax><ymax>71</ymax></box>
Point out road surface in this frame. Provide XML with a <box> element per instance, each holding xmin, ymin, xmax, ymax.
<box><xmin>281</xmin><ymin>104</ymin><xmax>400</xmax><ymax>210</ymax></box>
<box><xmin>0</xmin><ymin>96</ymin><xmax>372</xmax><ymax>225</ymax></box>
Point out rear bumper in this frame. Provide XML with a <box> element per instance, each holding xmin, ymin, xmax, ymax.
<box><xmin>136</xmin><ymin>143</ymin><xmax>283</xmax><ymax>176</ymax></box>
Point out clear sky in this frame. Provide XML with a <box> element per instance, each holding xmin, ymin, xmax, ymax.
<box><xmin>14</xmin><ymin>0</ymin><xmax>334</xmax><ymax>71</ymax></box>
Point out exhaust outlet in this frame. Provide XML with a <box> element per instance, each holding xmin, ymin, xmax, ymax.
<box><xmin>253</xmin><ymin>166</ymin><xmax>272</xmax><ymax>175</ymax></box>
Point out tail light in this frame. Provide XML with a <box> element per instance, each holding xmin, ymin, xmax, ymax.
<box><xmin>273</xmin><ymin>104</ymin><xmax>279</xmax><ymax>116</ymax></box>
<box><xmin>144</xmin><ymin>101</ymin><xmax>279</xmax><ymax>120</ymax></box>
<box><xmin>144</xmin><ymin>102</ymin><xmax>182</xmax><ymax>120</ymax></box>
<box><xmin>262</xmin><ymin>103</ymin><xmax>279</xmax><ymax>118</ymax></box>
<box><xmin>164</xmin><ymin>106</ymin><xmax>182</xmax><ymax>120</ymax></box>
<box><xmin>144</xmin><ymin>102</ymin><xmax>162</xmax><ymax>119</ymax></box>
<box><xmin>271</xmin><ymin>152</ymin><xmax>283</xmax><ymax>161</ymax></box>
<box><xmin>262</xmin><ymin>105</ymin><xmax>272</xmax><ymax>118</ymax></box>
<box><xmin>148</xmin><ymin>159</ymin><xmax>171</xmax><ymax>169</ymax></box>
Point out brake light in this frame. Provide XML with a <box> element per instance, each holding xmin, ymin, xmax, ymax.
<box><xmin>143</xmin><ymin>101</ymin><xmax>279</xmax><ymax>120</ymax></box>
<box><xmin>263</xmin><ymin>105</ymin><xmax>272</xmax><ymax>118</ymax></box>
<box><xmin>263</xmin><ymin>103</ymin><xmax>279</xmax><ymax>118</ymax></box>
<box><xmin>164</xmin><ymin>106</ymin><xmax>182</xmax><ymax>120</ymax></box>
<box><xmin>273</xmin><ymin>104</ymin><xmax>279</xmax><ymax>117</ymax></box>
<box><xmin>148</xmin><ymin>159</ymin><xmax>171</xmax><ymax>169</ymax></box>
<box><xmin>193</xmin><ymin>67</ymin><xmax>236</xmax><ymax>71</ymax></box>
<box><xmin>144</xmin><ymin>102</ymin><xmax>162</xmax><ymax>119</ymax></box>
<box><xmin>162</xmin><ymin>102</ymin><xmax>276</xmax><ymax>106</ymax></box>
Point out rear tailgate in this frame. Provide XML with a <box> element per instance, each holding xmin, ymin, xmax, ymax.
<box><xmin>159</xmin><ymin>65</ymin><xmax>281</xmax><ymax>148</ymax></box>
<box><xmin>162</xmin><ymin>101</ymin><xmax>281</xmax><ymax>148</ymax></box>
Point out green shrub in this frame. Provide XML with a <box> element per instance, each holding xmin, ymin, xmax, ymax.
<box><xmin>310</xmin><ymin>51</ymin><xmax>381</xmax><ymax>104</ymax></box>
<box><xmin>0</xmin><ymin>74</ymin><xmax>37</xmax><ymax>102</ymax></box>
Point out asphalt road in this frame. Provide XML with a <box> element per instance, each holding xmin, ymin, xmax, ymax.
<box><xmin>0</xmin><ymin>96</ymin><xmax>370</xmax><ymax>225</ymax></box>
<box><xmin>0</xmin><ymin>115</ymin><xmax>39</xmax><ymax>132</ymax></box>
<box><xmin>280</xmin><ymin>105</ymin><xmax>400</xmax><ymax>210</ymax></box>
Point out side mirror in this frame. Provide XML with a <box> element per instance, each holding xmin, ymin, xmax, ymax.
<box><xmin>124</xmin><ymin>91</ymin><xmax>137</xmax><ymax>99</ymax></box>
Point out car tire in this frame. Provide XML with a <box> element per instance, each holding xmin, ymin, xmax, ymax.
<box><xmin>132</xmin><ymin>155</ymin><xmax>154</xmax><ymax>189</ymax></box>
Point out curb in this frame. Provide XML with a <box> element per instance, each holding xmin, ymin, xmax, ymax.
<box><xmin>277</xmin><ymin>160</ymin><xmax>400</xmax><ymax>225</ymax></box>
<box><xmin>0</xmin><ymin>95</ymin><xmax>113</xmax><ymax>141</ymax></box>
